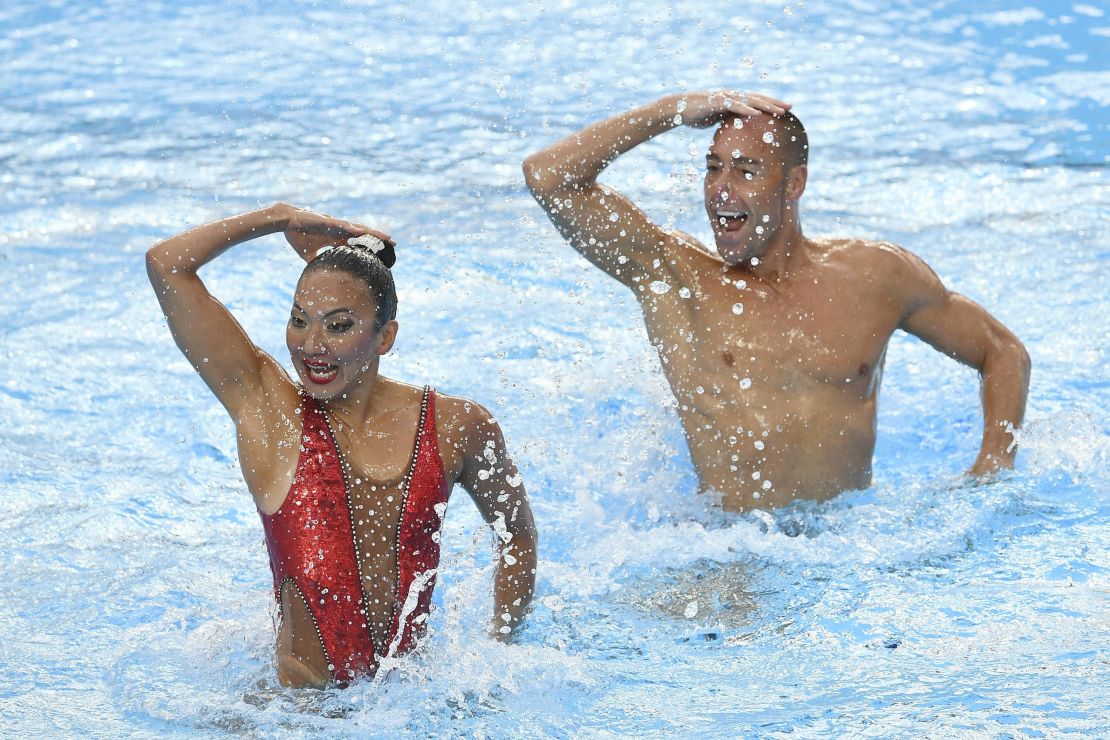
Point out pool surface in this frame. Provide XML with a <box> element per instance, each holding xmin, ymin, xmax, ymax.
<box><xmin>1</xmin><ymin>0</ymin><xmax>1107</xmax><ymax>736</ymax></box>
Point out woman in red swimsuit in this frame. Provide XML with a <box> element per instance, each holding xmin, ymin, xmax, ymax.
<box><xmin>146</xmin><ymin>204</ymin><xmax>537</xmax><ymax>688</ymax></box>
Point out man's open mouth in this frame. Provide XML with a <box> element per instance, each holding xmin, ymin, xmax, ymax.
<box><xmin>715</xmin><ymin>210</ymin><xmax>749</xmax><ymax>232</ymax></box>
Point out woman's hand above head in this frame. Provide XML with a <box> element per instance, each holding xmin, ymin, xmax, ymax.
<box><xmin>670</xmin><ymin>90</ymin><xmax>790</xmax><ymax>129</ymax></box>
<box><xmin>279</xmin><ymin>204</ymin><xmax>396</xmax><ymax>263</ymax></box>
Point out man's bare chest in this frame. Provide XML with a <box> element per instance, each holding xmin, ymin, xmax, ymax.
<box><xmin>643</xmin><ymin>268</ymin><xmax>901</xmax><ymax>389</ymax></box>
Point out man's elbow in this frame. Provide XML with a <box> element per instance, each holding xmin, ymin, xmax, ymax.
<box><xmin>988</xmin><ymin>331</ymin><xmax>1031</xmax><ymax>383</ymax></box>
<box><xmin>1013</xmin><ymin>338</ymin><xmax>1032</xmax><ymax>384</ymax></box>
<box><xmin>521</xmin><ymin>156</ymin><xmax>547</xmax><ymax>196</ymax></box>
<box><xmin>522</xmin><ymin>155</ymin><xmax>568</xmax><ymax>201</ymax></box>
<box><xmin>145</xmin><ymin>247</ymin><xmax>169</xmax><ymax>285</ymax></box>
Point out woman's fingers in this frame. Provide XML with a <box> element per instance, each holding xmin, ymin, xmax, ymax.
<box><xmin>346</xmin><ymin>223</ymin><xmax>395</xmax><ymax>247</ymax></box>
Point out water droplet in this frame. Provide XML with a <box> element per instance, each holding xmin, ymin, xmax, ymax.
<box><xmin>696</xmin><ymin>386</ymin><xmax>705</xmax><ymax>394</ymax></box>
<box><xmin>762</xmin><ymin>132</ymin><xmax>775</xmax><ymax>143</ymax></box>
<box><xmin>732</xmin><ymin>302</ymin><xmax>744</xmax><ymax>315</ymax></box>
<box><xmin>754</xmin><ymin>440</ymin><xmax>765</xmax><ymax>450</ymax></box>
<box><xmin>679</xmin><ymin>287</ymin><xmax>692</xmax><ymax>298</ymax></box>
<box><xmin>762</xmin><ymin>214</ymin><xmax>770</xmax><ymax>223</ymax></box>
<box><xmin>649</xmin><ymin>280</ymin><xmax>671</xmax><ymax>294</ymax></box>
<box><xmin>755</xmin><ymin>225</ymin><xmax>764</xmax><ymax>234</ymax></box>
<box><xmin>762</xmin><ymin>480</ymin><xmax>772</xmax><ymax>490</ymax></box>
<box><xmin>751</xmin><ymin>257</ymin><xmax>761</xmax><ymax>266</ymax></box>
<box><xmin>609</xmin><ymin>211</ymin><xmax>620</xmax><ymax>222</ymax></box>
<box><xmin>740</xmin><ymin>377</ymin><xmax>752</xmax><ymax>389</ymax></box>
<box><xmin>683</xmin><ymin>601</ymin><xmax>699</xmax><ymax>618</ymax></box>
<box><xmin>676</xmin><ymin>99</ymin><xmax>687</xmax><ymax>113</ymax></box>
<box><xmin>732</xmin><ymin>149</ymin><xmax>741</xmax><ymax>159</ymax></box>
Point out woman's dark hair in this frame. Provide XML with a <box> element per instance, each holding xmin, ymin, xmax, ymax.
<box><xmin>302</xmin><ymin>242</ymin><xmax>397</xmax><ymax>329</ymax></box>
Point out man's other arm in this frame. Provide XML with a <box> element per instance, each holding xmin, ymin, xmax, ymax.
<box><xmin>894</xmin><ymin>248</ymin><xmax>1031</xmax><ymax>474</ymax></box>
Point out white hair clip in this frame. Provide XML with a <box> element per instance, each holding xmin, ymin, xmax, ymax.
<box><xmin>347</xmin><ymin>234</ymin><xmax>386</xmax><ymax>253</ymax></box>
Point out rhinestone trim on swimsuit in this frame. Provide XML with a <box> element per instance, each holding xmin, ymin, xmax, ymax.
<box><xmin>318</xmin><ymin>385</ymin><xmax>430</xmax><ymax>662</ymax></box>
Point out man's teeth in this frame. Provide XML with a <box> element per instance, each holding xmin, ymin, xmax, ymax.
<box><xmin>717</xmin><ymin>210</ymin><xmax>746</xmax><ymax>219</ymax></box>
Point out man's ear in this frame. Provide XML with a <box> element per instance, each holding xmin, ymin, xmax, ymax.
<box><xmin>786</xmin><ymin>164</ymin><xmax>808</xmax><ymax>200</ymax></box>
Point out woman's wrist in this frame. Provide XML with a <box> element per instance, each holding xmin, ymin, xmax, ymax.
<box><xmin>261</xmin><ymin>202</ymin><xmax>292</xmax><ymax>231</ymax></box>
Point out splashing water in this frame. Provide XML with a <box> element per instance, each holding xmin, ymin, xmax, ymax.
<box><xmin>1</xmin><ymin>0</ymin><xmax>1107</xmax><ymax>736</ymax></box>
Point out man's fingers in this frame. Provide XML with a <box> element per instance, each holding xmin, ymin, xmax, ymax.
<box><xmin>745</xmin><ymin>93</ymin><xmax>791</xmax><ymax>114</ymax></box>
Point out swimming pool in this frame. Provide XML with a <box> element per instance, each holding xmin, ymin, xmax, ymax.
<box><xmin>2</xmin><ymin>0</ymin><xmax>1107</xmax><ymax>735</ymax></box>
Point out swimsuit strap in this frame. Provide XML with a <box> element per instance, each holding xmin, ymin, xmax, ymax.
<box><xmin>387</xmin><ymin>386</ymin><xmax>450</xmax><ymax>656</ymax></box>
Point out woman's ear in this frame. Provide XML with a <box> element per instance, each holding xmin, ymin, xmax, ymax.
<box><xmin>377</xmin><ymin>319</ymin><xmax>399</xmax><ymax>355</ymax></box>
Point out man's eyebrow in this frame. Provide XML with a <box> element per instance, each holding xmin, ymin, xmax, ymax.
<box><xmin>705</xmin><ymin>153</ymin><xmax>762</xmax><ymax>165</ymax></box>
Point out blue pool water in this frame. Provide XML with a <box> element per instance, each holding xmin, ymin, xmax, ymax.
<box><xmin>1</xmin><ymin>0</ymin><xmax>1107</xmax><ymax>736</ymax></box>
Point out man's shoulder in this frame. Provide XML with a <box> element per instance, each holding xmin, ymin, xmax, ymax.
<box><xmin>817</xmin><ymin>238</ymin><xmax>929</xmax><ymax>277</ymax></box>
<box><xmin>663</xmin><ymin>229</ymin><xmax>723</xmax><ymax>267</ymax></box>
<box><xmin>815</xmin><ymin>237</ymin><xmax>945</xmax><ymax>306</ymax></box>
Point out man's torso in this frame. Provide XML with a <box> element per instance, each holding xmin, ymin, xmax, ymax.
<box><xmin>635</xmin><ymin>236</ymin><xmax>908</xmax><ymax>509</ymax></box>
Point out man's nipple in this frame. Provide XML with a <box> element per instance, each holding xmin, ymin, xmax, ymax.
<box><xmin>723</xmin><ymin>350</ymin><xmax>736</xmax><ymax>366</ymax></box>
<box><xmin>859</xmin><ymin>362</ymin><xmax>869</xmax><ymax>376</ymax></box>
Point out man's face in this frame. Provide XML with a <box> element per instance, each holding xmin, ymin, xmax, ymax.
<box><xmin>703</xmin><ymin>117</ymin><xmax>793</xmax><ymax>266</ymax></box>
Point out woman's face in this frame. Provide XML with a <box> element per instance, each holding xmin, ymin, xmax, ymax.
<box><xmin>285</xmin><ymin>269</ymin><xmax>396</xmax><ymax>400</ymax></box>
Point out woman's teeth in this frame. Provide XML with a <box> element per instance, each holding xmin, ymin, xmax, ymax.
<box><xmin>304</xmin><ymin>362</ymin><xmax>338</xmax><ymax>384</ymax></box>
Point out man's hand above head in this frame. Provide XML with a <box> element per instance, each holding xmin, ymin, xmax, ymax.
<box><xmin>672</xmin><ymin>90</ymin><xmax>791</xmax><ymax>128</ymax></box>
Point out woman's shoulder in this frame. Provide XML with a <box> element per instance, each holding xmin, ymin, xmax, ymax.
<box><xmin>431</xmin><ymin>389</ymin><xmax>498</xmax><ymax>430</ymax></box>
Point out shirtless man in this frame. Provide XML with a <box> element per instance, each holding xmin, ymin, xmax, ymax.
<box><xmin>523</xmin><ymin>91</ymin><xmax>1030</xmax><ymax>510</ymax></box>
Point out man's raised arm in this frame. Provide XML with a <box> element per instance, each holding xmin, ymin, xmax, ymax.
<box><xmin>522</xmin><ymin>91</ymin><xmax>789</xmax><ymax>287</ymax></box>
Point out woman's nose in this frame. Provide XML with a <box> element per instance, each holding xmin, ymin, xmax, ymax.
<box><xmin>301</xmin><ymin>325</ymin><xmax>326</xmax><ymax>353</ymax></box>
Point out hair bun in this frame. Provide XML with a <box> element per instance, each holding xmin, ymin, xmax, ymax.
<box><xmin>346</xmin><ymin>234</ymin><xmax>396</xmax><ymax>268</ymax></box>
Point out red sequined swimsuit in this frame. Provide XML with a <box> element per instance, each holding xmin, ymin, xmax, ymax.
<box><xmin>260</xmin><ymin>386</ymin><xmax>449</xmax><ymax>682</ymax></box>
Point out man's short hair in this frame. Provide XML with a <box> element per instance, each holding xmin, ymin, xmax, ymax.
<box><xmin>775</xmin><ymin>111</ymin><xmax>808</xmax><ymax>171</ymax></box>
<box><xmin>721</xmin><ymin>111</ymin><xmax>808</xmax><ymax>171</ymax></box>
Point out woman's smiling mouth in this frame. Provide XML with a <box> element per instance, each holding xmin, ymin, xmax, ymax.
<box><xmin>302</xmin><ymin>359</ymin><xmax>339</xmax><ymax>385</ymax></box>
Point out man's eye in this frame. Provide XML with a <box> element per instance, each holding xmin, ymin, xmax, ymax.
<box><xmin>327</xmin><ymin>322</ymin><xmax>354</xmax><ymax>333</ymax></box>
<box><xmin>289</xmin><ymin>315</ymin><xmax>305</xmax><ymax>327</ymax></box>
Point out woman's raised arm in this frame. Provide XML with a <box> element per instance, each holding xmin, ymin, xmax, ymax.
<box><xmin>146</xmin><ymin>204</ymin><xmax>295</xmax><ymax>416</ymax></box>
<box><xmin>147</xmin><ymin>204</ymin><xmax>394</xmax><ymax>417</ymax></box>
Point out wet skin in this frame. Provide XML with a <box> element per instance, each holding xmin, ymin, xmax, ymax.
<box><xmin>525</xmin><ymin>93</ymin><xmax>1030</xmax><ymax>510</ymax></box>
